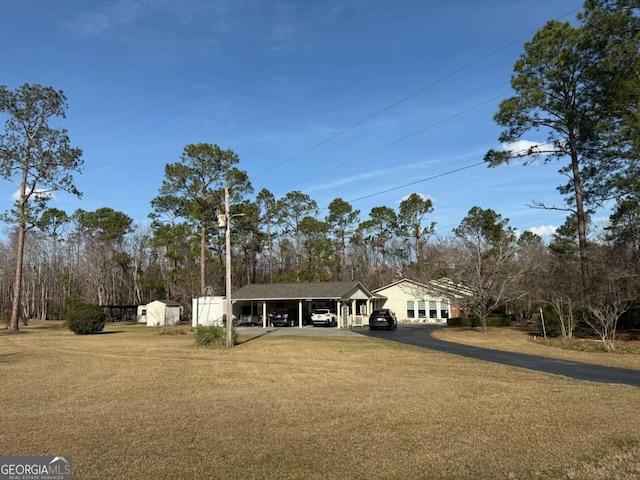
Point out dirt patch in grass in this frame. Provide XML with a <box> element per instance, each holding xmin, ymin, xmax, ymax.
<box><xmin>1</xmin><ymin>321</ymin><xmax>639</xmax><ymax>479</ymax></box>
<box><xmin>433</xmin><ymin>326</ymin><xmax>640</xmax><ymax>370</ymax></box>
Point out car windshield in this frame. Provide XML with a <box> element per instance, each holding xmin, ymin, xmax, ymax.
<box><xmin>314</xmin><ymin>309</ymin><xmax>329</xmax><ymax>314</ymax></box>
<box><xmin>373</xmin><ymin>310</ymin><xmax>390</xmax><ymax>315</ymax></box>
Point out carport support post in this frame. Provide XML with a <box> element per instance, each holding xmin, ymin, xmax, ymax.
<box><xmin>262</xmin><ymin>302</ymin><xmax>267</xmax><ymax>328</ymax></box>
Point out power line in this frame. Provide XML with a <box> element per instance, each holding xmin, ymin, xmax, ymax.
<box><xmin>336</xmin><ymin>141</ymin><xmax>558</xmax><ymax>209</ymax></box>
<box><xmin>280</xmin><ymin>91</ymin><xmax>508</xmax><ymax>195</ymax></box>
<box><xmin>254</xmin><ymin>5</ymin><xmax>583</xmax><ymax>179</ymax></box>
<box><xmin>345</xmin><ymin>161</ymin><xmax>486</xmax><ymax>205</ymax></box>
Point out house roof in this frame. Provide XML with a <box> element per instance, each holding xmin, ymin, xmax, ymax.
<box><xmin>373</xmin><ymin>277</ymin><xmax>430</xmax><ymax>293</ymax></box>
<box><xmin>232</xmin><ymin>281</ymin><xmax>375</xmax><ymax>301</ymax></box>
<box><xmin>373</xmin><ymin>277</ymin><xmax>472</xmax><ymax>299</ymax></box>
<box><xmin>428</xmin><ymin>277</ymin><xmax>474</xmax><ymax>298</ymax></box>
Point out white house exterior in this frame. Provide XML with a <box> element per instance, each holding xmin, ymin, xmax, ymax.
<box><xmin>372</xmin><ymin>278</ymin><xmax>469</xmax><ymax>324</ymax></box>
<box><xmin>140</xmin><ymin>300</ymin><xmax>183</xmax><ymax>327</ymax></box>
<box><xmin>192</xmin><ymin>296</ymin><xmax>226</xmax><ymax>327</ymax></box>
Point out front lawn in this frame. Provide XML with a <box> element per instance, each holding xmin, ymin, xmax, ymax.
<box><xmin>1</xmin><ymin>321</ymin><xmax>639</xmax><ymax>479</ymax></box>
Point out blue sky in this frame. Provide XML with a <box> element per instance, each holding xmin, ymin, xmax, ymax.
<box><xmin>1</xmin><ymin>0</ymin><xmax>595</xmax><ymax>238</ymax></box>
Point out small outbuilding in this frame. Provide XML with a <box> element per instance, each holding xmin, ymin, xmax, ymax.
<box><xmin>138</xmin><ymin>300</ymin><xmax>183</xmax><ymax>327</ymax></box>
<box><xmin>191</xmin><ymin>296</ymin><xmax>226</xmax><ymax>327</ymax></box>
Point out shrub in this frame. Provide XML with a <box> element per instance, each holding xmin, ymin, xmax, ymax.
<box><xmin>446</xmin><ymin>315</ymin><xmax>511</xmax><ymax>328</ymax></box>
<box><xmin>619</xmin><ymin>306</ymin><xmax>640</xmax><ymax>331</ymax></box>
<box><xmin>538</xmin><ymin>305</ymin><xmax>562</xmax><ymax>337</ymax></box>
<box><xmin>195</xmin><ymin>325</ymin><xmax>236</xmax><ymax>347</ymax></box>
<box><xmin>447</xmin><ymin>317</ymin><xmax>479</xmax><ymax>328</ymax></box>
<box><xmin>67</xmin><ymin>303</ymin><xmax>106</xmax><ymax>335</ymax></box>
<box><xmin>486</xmin><ymin>315</ymin><xmax>513</xmax><ymax>327</ymax></box>
<box><xmin>160</xmin><ymin>326</ymin><xmax>188</xmax><ymax>335</ymax></box>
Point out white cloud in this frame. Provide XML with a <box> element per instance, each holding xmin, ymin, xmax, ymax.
<box><xmin>63</xmin><ymin>1</ymin><xmax>146</xmax><ymax>36</ymax></box>
<box><xmin>70</xmin><ymin>13</ymin><xmax>112</xmax><ymax>36</ymax></box>
<box><xmin>399</xmin><ymin>192</ymin><xmax>433</xmax><ymax>204</ymax></box>
<box><xmin>500</xmin><ymin>139</ymin><xmax>566</xmax><ymax>166</ymax></box>
<box><xmin>305</xmin><ymin>167</ymin><xmax>391</xmax><ymax>192</ymax></box>
<box><xmin>12</xmin><ymin>189</ymin><xmax>54</xmax><ymax>202</ymax></box>
<box><xmin>528</xmin><ymin>225</ymin><xmax>557</xmax><ymax>238</ymax></box>
<box><xmin>592</xmin><ymin>216</ymin><xmax>610</xmax><ymax>227</ymax></box>
<box><xmin>502</xmin><ymin>140</ymin><xmax>544</xmax><ymax>156</ymax></box>
<box><xmin>401</xmin><ymin>192</ymin><xmax>421</xmax><ymax>201</ymax></box>
<box><xmin>62</xmin><ymin>0</ymin><xmax>222</xmax><ymax>37</ymax></box>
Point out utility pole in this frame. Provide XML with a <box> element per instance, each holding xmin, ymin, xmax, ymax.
<box><xmin>224</xmin><ymin>186</ymin><xmax>233</xmax><ymax>347</ymax></box>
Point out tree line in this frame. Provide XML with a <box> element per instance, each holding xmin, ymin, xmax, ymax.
<box><xmin>1</xmin><ymin>1</ymin><xmax>639</xmax><ymax>350</ymax></box>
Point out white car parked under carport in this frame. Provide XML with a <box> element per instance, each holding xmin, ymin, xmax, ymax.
<box><xmin>311</xmin><ymin>309</ymin><xmax>337</xmax><ymax>327</ymax></box>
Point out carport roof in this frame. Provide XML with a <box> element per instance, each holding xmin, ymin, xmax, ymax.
<box><xmin>232</xmin><ymin>281</ymin><xmax>377</xmax><ymax>301</ymax></box>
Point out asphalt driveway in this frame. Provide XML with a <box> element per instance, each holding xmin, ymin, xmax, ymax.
<box><xmin>357</xmin><ymin>324</ymin><xmax>640</xmax><ymax>388</ymax></box>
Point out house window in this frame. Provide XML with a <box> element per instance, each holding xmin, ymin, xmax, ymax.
<box><xmin>429</xmin><ymin>301</ymin><xmax>437</xmax><ymax>318</ymax></box>
<box><xmin>406</xmin><ymin>301</ymin><xmax>415</xmax><ymax>319</ymax></box>
<box><xmin>441</xmin><ymin>299</ymin><xmax>449</xmax><ymax>319</ymax></box>
<box><xmin>418</xmin><ymin>301</ymin><xmax>426</xmax><ymax>318</ymax></box>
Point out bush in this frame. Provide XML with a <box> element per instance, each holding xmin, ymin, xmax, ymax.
<box><xmin>446</xmin><ymin>315</ymin><xmax>511</xmax><ymax>328</ymax></box>
<box><xmin>448</xmin><ymin>317</ymin><xmax>476</xmax><ymax>327</ymax></box>
<box><xmin>67</xmin><ymin>303</ymin><xmax>106</xmax><ymax>335</ymax></box>
<box><xmin>194</xmin><ymin>325</ymin><xmax>236</xmax><ymax>347</ymax></box>
<box><xmin>619</xmin><ymin>306</ymin><xmax>640</xmax><ymax>331</ymax></box>
<box><xmin>538</xmin><ymin>305</ymin><xmax>562</xmax><ymax>337</ymax></box>
<box><xmin>159</xmin><ymin>326</ymin><xmax>188</xmax><ymax>335</ymax></box>
<box><xmin>538</xmin><ymin>305</ymin><xmax>592</xmax><ymax>338</ymax></box>
<box><xmin>486</xmin><ymin>315</ymin><xmax>513</xmax><ymax>327</ymax></box>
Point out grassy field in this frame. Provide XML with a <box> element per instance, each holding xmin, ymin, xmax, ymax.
<box><xmin>1</xmin><ymin>321</ymin><xmax>639</xmax><ymax>480</ymax></box>
<box><xmin>432</xmin><ymin>326</ymin><xmax>640</xmax><ymax>370</ymax></box>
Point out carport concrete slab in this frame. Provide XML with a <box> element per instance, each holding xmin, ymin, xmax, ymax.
<box><xmin>236</xmin><ymin>326</ymin><xmax>362</xmax><ymax>336</ymax></box>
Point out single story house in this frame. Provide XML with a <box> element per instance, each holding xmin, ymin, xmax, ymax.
<box><xmin>372</xmin><ymin>277</ymin><xmax>470</xmax><ymax>323</ymax></box>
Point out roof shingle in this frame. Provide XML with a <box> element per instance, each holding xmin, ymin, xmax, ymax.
<box><xmin>232</xmin><ymin>281</ymin><xmax>372</xmax><ymax>301</ymax></box>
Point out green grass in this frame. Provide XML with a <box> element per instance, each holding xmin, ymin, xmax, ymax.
<box><xmin>1</xmin><ymin>321</ymin><xmax>639</xmax><ymax>479</ymax></box>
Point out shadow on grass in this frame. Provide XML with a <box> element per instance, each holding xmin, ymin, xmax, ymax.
<box><xmin>70</xmin><ymin>330</ymin><xmax>126</xmax><ymax>335</ymax></box>
<box><xmin>236</xmin><ymin>329</ymin><xmax>274</xmax><ymax>345</ymax></box>
<box><xmin>2</xmin><ymin>322</ymin><xmax>67</xmax><ymax>334</ymax></box>
<box><xmin>0</xmin><ymin>353</ymin><xmax>19</xmax><ymax>362</ymax></box>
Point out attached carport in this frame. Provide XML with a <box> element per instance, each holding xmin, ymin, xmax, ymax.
<box><xmin>231</xmin><ymin>281</ymin><xmax>379</xmax><ymax>328</ymax></box>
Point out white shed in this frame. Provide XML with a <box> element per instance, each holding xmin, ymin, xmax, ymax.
<box><xmin>142</xmin><ymin>300</ymin><xmax>183</xmax><ymax>327</ymax></box>
<box><xmin>192</xmin><ymin>296</ymin><xmax>226</xmax><ymax>327</ymax></box>
<box><xmin>136</xmin><ymin>305</ymin><xmax>147</xmax><ymax>324</ymax></box>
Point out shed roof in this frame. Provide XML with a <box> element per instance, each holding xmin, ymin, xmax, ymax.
<box><xmin>148</xmin><ymin>300</ymin><xmax>182</xmax><ymax>307</ymax></box>
<box><xmin>232</xmin><ymin>281</ymin><xmax>375</xmax><ymax>301</ymax></box>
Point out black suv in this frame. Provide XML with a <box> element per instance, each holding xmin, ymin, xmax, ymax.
<box><xmin>271</xmin><ymin>308</ymin><xmax>297</xmax><ymax>327</ymax></box>
<box><xmin>368</xmin><ymin>309</ymin><xmax>397</xmax><ymax>330</ymax></box>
